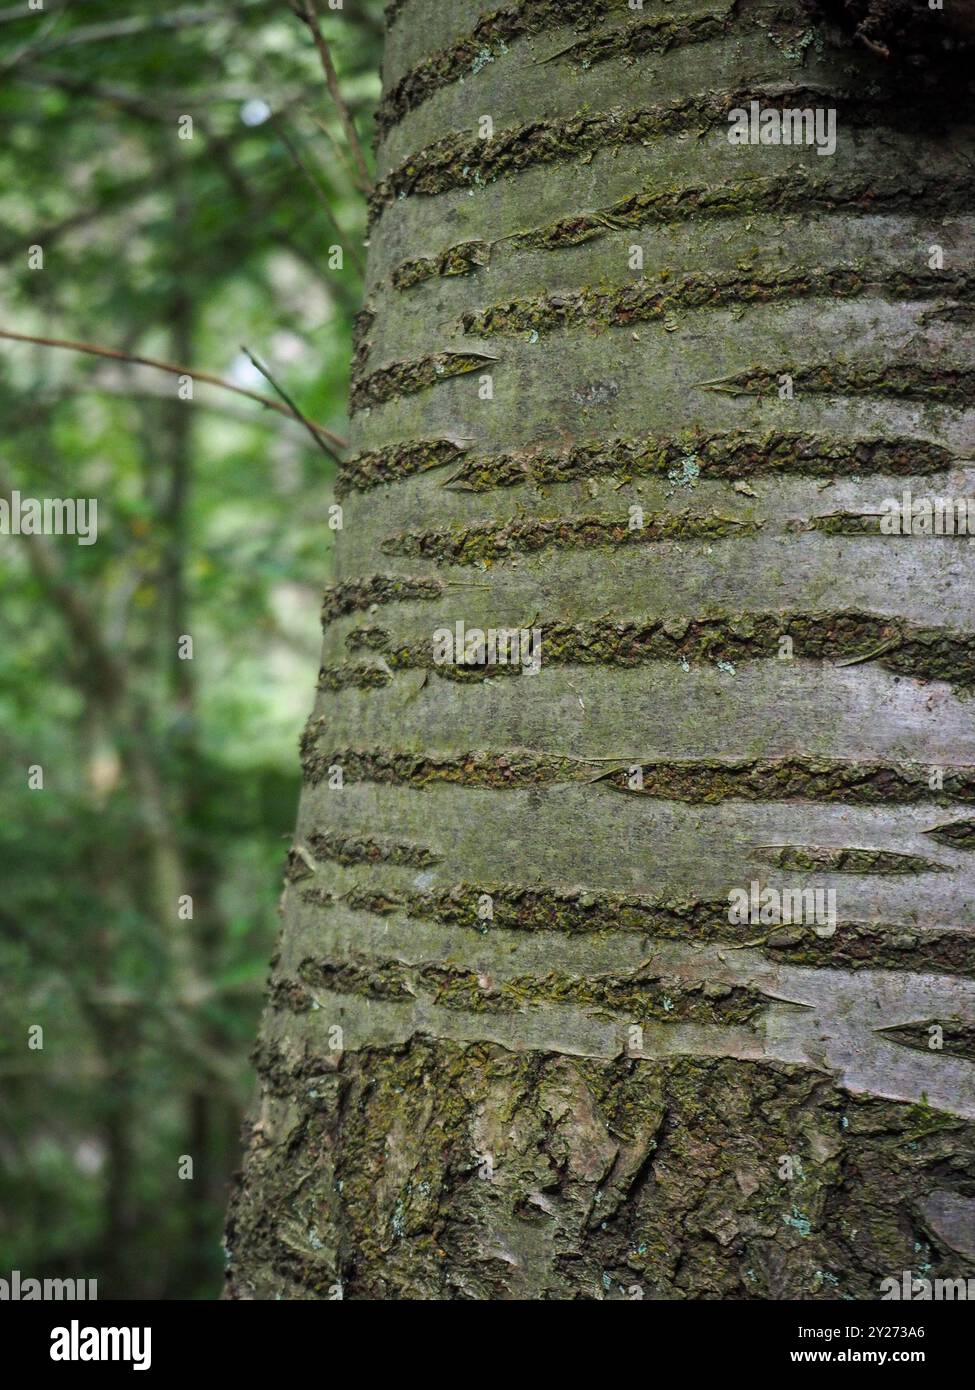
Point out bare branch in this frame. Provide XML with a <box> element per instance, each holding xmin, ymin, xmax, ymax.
<box><xmin>0</xmin><ymin>327</ymin><xmax>346</xmax><ymax>452</ymax></box>
<box><xmin>294</xmin><ymin>0</ymin><xmax>373</xmax><ymax>194</ymax></box>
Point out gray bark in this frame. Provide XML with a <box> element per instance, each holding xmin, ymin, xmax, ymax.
<box><xmin>226</xmin><ymin>0</ymin><xmax>975</xmax><ymax>1299</ymax></box>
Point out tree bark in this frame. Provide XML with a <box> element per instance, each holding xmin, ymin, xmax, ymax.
<box><xmin>226</xmin><ymin>0</ymin><xmax>975</xmax><ymax>1299</ymax></box>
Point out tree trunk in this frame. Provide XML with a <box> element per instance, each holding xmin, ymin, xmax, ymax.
<box><xmin>226</xmin><ymin>0</ymin><xmax>975</xmax><ymax>1299</ymax></box>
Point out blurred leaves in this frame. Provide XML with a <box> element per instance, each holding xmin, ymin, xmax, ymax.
<box><xmin>0</xmin><ymin>0</ymin><xmax>382</xmax><ymax>1297</ymax></box>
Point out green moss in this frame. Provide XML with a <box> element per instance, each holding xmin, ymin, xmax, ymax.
<box><xmin>232</xmin><ymin>1034</ymin><xmax>975</xmax><ymax>1299</ymax></box>
<box><xmin>924</xmin><ymin>819</ymin><xmax>975</xmax><ymax>851</ymax></box>
<box><xmin>338</xmin><ymin>439</ymin><xmax>468</xmax><ymax>494</ymax></box>
<box><xmin>701</xmin><ymin>362</ymin><xmax>975</xmax><ymax>405</ymax></box>
<box><xmin>756</xmin><ymin>845</ymin><xmax>948</xmax><ymax>874</ymax></box>
<box><xmin>350</xmin><ymin>351</ymin><xmax>494</xmax><ymax>412</ymax></box>
<box><xmin>459</xmin><ymin>267</ymin><xmax>972</xmax><ymax>339</ymax></box>
<box><xmin>765</xmin><ymin>923</ymin><xmax>975</xmax><ymax>975</ymax></box>
<box><xmin>328</xmin><ymin>883</ymin><xmax>975</xmax><ymax>973</ymax></box>
<box><xmin>350</xmin><ymin>429</ymin><xmax>952</xmax><ymax>493</ymax></box>
<box><xmin>811</xmin><ymin>508</ymin><xmax>975</xmax><ymax>540</ymax></box>
<box><xmin>600</xmin><ymin>755</ymin><xmax>975</xmax><ymax>806</ymax></box>
<box><xmin>370</xmin><ymin>85</ymin><xmax>950</xmax><ymax>219</ymax></box>
<box><xmin>321</xmin><ymin>574</ymin><xmax>443</xmax><ymax>625</ymax></box>
<box><xmin>434</xmin><ymin>967</ymin><xmax>764</xmax><ymax>1023</ymax></box>
<box><xmin>337</xmin><ymin>609</ymin><xmax>975</xmax><ymax>694</ymax></box>
<box><xmin>392</xmin><ymin>240</ymin><xmax>490</xmax><ymax>291</ymax></box>
<box><xmin>376</xmin><ymin>0</ymin><xmax>638</xmax><ymax>137</ymax></box>
<box><xmin>298</xmin><ymin>743</ymin><xmax>975</xmax><ymax>805</ymax></box>
<box><xmin>301</xmin><ymin>744</ymin><xmax>587</xmax><ymax>790</ymax></box>
<box><xmin>389</xmin><ymin>170</ymin><xmax>975</xmax><ymax>290</ymax></box>
<box><xmin>305</xmin><ymin>830</ymin><xmax>439</xmax><ymax>869</ymax></box>
<box><xmin>279</xmin><ymin>952</ymin><xmax>765</xmax><ymax>1025</ymax></box>
<box><xmin>297</xmin><ymin>955</ymin><xmax>417</xmax><ymax>1002</ymax></box>
<box><xmin>318</xmin><ymin>662</ymin><xmax>392</xmax><ymax>691</ymax></box>
<box><xmin>539</xmin><ymin>7</ymin><xmax>736</xmax><ymax>71</ymax></box>
<box><xmin>340</xmin><ymin>881</ymin><xmax>735</xmax><ymax>936</ymax></box>
<box><xmin>380</xmin><ymin>510</ymin><xmax>759</xmax><ymax>565</ymax></box>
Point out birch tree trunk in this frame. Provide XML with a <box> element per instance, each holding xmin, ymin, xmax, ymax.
<box><xmin>226</xmin><ymin>0</ymin><xmax>975</xmax><ymax>1299</ymax></box>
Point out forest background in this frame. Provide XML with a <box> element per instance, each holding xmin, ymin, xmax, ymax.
<box><xmin>0</xmin><ymin>0</ymin><xmax>383</xmax><ymax>1299</ymax></box>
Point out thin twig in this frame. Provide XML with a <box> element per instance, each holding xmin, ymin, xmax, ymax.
<box><xmin>0</xmin><ymin>327</ymin><xmax>346</xmax><ymax>451</ymax></box>
<box><xmin>241</xmin><ymin>345</ymin><xmax>342</xmax><ymax>465</ymax></box>
<box><xmin>271</xmin><ymin>117</ymin><xmax>364</xmax><ymax>276</ymax></box>
<box><xmin>304</xmin><ymin>108</ymin><xmax>362</xmax><ymax>193</ymax></box>
<box><xmin>294</xmin><ymin>0</ymin><xmax>373</xmax><ymax>194</ymax></box>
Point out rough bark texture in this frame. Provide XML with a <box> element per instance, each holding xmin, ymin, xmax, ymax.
<box><xmin>226</xmin><ymin>0</ymin><xmax>975</xmax><ymax>1298</ymax></box>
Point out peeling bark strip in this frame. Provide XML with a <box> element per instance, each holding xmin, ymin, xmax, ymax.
<box><xmin>318</xmin><ymin>662</ymin><xmax>392</xmax><ymax>692</ymax></box>
<box><xmin>328</xmin><ymin>609</ymin><xmax>975</xmax><ymax>693</ymax></box>
<box><xmin>926</xmin><ymin>820</ymin><xmax>975</xmax><ymax>851</ymax></box>
<box><xmin>305</xmin><ymin>831</ymin><xmax>439</xmax><ymax>869</ymax></box>
<box><xmin>286</xmin><ymin>954</ymin><xmax>766</xmax><ymax>1022</ymax></box>
<box><xmin>393</xmin><ymin>240</ymin><xmax>491</xmax><ymax>292</ymax></box>
<box><xmin>350</xmin><ymin>351</ymin><xmax>495</xmax><ymax>412</ymax></box>
<box><xmin>341</xmin><ymin>430</ymin><xmax>955</xmax><ymax>493</ymax></box>
<box><xmin>540</xmin><ymin>5</ymin><xmax>741</xmax><ymax>70</ymax></box>
<box><xmin>460</xmin><ymin>267</ymin><xmax>975</xmax><ymax>339</ymax></box>
<box><xmin>318</xmin><ymin>882</ymin><xmax>975</xmax><ymax>975</ymax></box>
<box><xmin>376</xmin><ymin>2</ymin><xmax>738</xmax><ymax>137</ymax></box>
<box><xmin>445</xmin><ymin>439</ymin><xmax>956</xmax><ymax>494</ymax></box>
<box><xmin>368</xmin><ymin>85</ymin><xmax>957</xmax><ymax>219</ymax></box>
<box><xmin>320</xmin><ymin>573</ymin><xmax>443</xmax><ymax>625</ymax></box>
<box><xmin>299</xmin><ymin>744</ymin><xmax>975</xmax><ymax>806</ymax></box>
<box><xmin>300</xmin><ymin>744</ymin><xmax>591</xmax><ymax>789</ymax></box>
<box><xmin>380</xmin><ymin>511</ymin><xmax>757</xmax><ymax>564</ymax></box>
<box><xmin>880</xmin><ymin>1020</ymin><xmax>975</xmax><ymax>1065</ymax></box>
<box><xmin>391</xmin><ymin>171</ymin><xmax>975</xmax><ymax>290</ymax></box>
<box><xmin>257</xmin><ymin>963</ymin><xmax>975</xmax><ymax>1116</ymax></box>
<box><xmin>811</xmin><ymin>509</ymin><xmax>975</xmax><ymax>539</ymax></box>
<box><xmin>276</xmin><ymin>941</ymin><xmax>975</xmax><ymax>1073</ymax></box>
<box><xmin>337</xmin><ymin>438</ymin><xmax>469</xmax><ymax>493</ymax></box>
<box><xmin>228</xmin><ymin>0</ymin><xmax>975</xmax><ymax>1301</ymax></box>
<box><xmin>753</xmin><ymin>845</ymin><xmax>948</xmax><ymax>874</ymax></box>
<box><xmin>595</xmin><ymin>757</ymin><xmax>975</xmax><ymax>805</ymax></box>
<box><xmin>337</xmin><ymin>881</ymin><xmax>760</xmax><ymax>935</ymax></box>
<box><xmin>699</xmin><ymin>362</ymin><xmax>975</xmax><ymax>403</ymax></box>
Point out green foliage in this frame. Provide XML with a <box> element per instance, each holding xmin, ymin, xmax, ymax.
<box><xmin>0</xmin><ymin>0</ymin><xmax>382</xmax><ymax>1298</ymax></box>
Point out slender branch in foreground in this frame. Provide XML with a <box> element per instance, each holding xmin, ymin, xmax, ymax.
<box><xmin>241</xmin><ymin>345</ymin><xmax>342</xmax><ymax>465</ymax></box>
<box><xmin>0</xmin><ymin>328</ymin><xmax>347</xmax><ymax>451</ymax></box>
<box><xmin>294</xmin><ymin>0</ymin><xmax>373</xmax><ymax>194</ymax></box>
